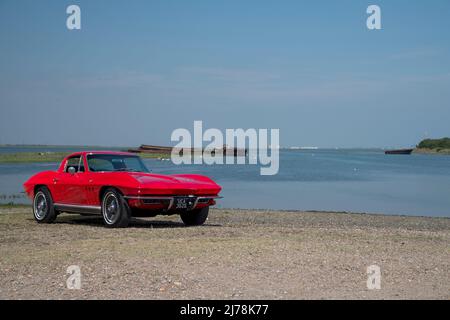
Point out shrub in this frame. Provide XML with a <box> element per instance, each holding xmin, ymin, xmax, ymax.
<box><xmin>417</xmin><ymin>138</ymin><xmax>450</xmax><ymax>149</ymax></box>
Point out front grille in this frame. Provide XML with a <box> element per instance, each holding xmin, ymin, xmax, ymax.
<box><xmin>133</xmin><ymin>195</ymin><xmax>217</xmax><ymax>211</ymax></box>
<box><xmin>142</xmin><ymin>199</ymin><xmax>170</xmax><ymax>205</ymax></box>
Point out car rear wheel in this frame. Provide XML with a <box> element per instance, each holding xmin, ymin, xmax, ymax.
<box><xmin>33</xmin><ymin>187</ymin><xmax>57</xmax><ymax>223</ymax></box>
<box><xmin>180</xmin><ymin>207</ymin><xmax>209</xmax><ymax>226</ymax></box>
<box><xmin>101</xmin><ymin>188</ymin><xmax>130</xmax><ymax>228</ymax></box>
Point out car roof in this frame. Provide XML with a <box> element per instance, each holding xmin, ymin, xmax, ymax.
<box><xmin>58</xmin><ymin>151</ymin><xmax>141</xmax><ymax>172</ymax></box>
<box><xmin>66</xmin><ymin>151</ymin><xmax>139</xmax><ymax>157</ymax></box>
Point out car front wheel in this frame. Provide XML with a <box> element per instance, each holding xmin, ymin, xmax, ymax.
<box><xmin>33</xmin><ymin>187</ymin><xmax>57</xmax><ymax>223</ymax></box>
<box><xmin>101</xmin><ymin>188</ymin><xmax>130</xmax><ymax>228</ymax></box>
<box><xmin>180</xmin><ymin>207</ymin><xmax>209</xmax><ymax>226</ymax></box>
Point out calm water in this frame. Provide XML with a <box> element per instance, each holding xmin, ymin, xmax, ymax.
<box><xmin>1</xmin><ymin>148</ymin><xmax>449</xmax><ymax>217</ymax></box>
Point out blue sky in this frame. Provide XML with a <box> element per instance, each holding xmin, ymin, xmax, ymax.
<box><xmin>0</xmin><ymin>0</ymin><xmax>449</xmax><ymax>148</ymax></box>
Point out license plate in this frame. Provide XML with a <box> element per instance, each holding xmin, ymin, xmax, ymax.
<box><xmin>174</xmin><ymin>197</ymin><xmax>195</xmax><ymax>210</ymax></box>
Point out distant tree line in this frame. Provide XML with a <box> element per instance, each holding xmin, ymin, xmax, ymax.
<box><xmin>417</xmin><ymin>138</ymin><xmax>450</xmax><ymax>150</ymax></box>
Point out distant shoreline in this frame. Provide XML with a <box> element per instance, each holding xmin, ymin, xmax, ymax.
<box><xmin>1</xmin><ymin>145</ymin><xmax>449</xmax><ymax>164</ymax></box>
<box><xmin>0</xmin><ymin>151</ymin><xmax>167</xmax><ymax>164</ymax></box>
<box><xmin>413</xmin><ymin>148</ymin><xmax>450</xmax><ymax>155</ymax></box>
<box><xmin>0</xmin><ymin>144</ymin><xmax>130</xmax><ymax>148</ymax></box>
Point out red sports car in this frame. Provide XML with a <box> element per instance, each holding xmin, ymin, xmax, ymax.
<box><xmin>23</xmin><ymin>151</ymin><xmax>222</xmax><ymax>227</ymax></box>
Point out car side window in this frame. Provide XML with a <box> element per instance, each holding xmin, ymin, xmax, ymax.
<box><xmin>65</xmin><ymin>156</ymin><xmax>83</xmax><ymax>173</ymax></box>
<box><xmin>88</xmin><ymin>158</ymin><xmax>114</xmax><ymax>172</ymax></box>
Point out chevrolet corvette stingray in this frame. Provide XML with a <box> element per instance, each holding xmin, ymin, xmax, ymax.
<box><xmin>23</xmin><ymin>151</ymin><xmax>222</xmax><ymax>227</ymax></box>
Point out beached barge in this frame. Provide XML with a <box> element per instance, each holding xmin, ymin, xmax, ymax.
<box><xmin>385</xmin><ymin>148</ymin><xmax>414</xmax><ymax>155</ymax></box>
<box><xmin>128</xmin><ymin>144</ymin><xmax>247</xmax><ymax>157</ymax></box>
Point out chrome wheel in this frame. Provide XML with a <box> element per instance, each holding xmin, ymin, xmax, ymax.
<box><xmin>100</xmin><ymin>188</ymin><xmax>130</xmax><ymax>228</ymax></box>
<box><xmin>102</xmin><ymin>192</ymin><xmax>120</xmax><ymax>225</ymax></box>
<box><xmin>33</xmin><ymin>191</ymin><xmax>48</xmax><ymax>220</ymax></box>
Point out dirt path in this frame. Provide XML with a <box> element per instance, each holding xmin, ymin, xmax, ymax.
<box><xmin>0</xmin><ymin>206</ymin><xmax>449</xmax><ymax>299</ymax></box>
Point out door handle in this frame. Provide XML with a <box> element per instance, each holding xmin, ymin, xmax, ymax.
<box><xmin>53</xmin><ymin>178</ymin><xmax>59</xmax><ymax>183</ymax></box>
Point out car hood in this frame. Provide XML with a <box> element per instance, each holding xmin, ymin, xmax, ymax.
<box><xmin>129</xmin><ymin>172</ymin><xmax>221</xmax><ymax>195</ymax></box>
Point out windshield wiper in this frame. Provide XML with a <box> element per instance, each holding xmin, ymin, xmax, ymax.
<box><xmin>113</xmin><ymin>168</ymin><xmax>139</xmax><ymax>172</ymax></box>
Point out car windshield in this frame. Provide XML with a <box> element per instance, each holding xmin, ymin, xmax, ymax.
<box><xmin>87</xmin><ymin>154</ymin><xmax>149</xmax><ymax>173</ymax></box>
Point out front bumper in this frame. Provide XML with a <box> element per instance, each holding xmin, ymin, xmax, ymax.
<box><xmin>124</xmin><ymin>195</ymin><xmax>222</xmax><ymax>211</ymax></box>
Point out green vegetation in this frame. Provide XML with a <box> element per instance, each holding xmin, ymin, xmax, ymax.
<box><xmin>0</xmin><ymin>151</ymin><xmax>170</xmax><ymax>164</ymax></box>
<box><xmin>0</xmin><ymin>152</ymin><xmax>69</xmax><ymax>163</ymax></box>
<box><xmin>415</xmin><ymin>138</ymin><xmax>450</xmax><ymax>155</ymax></box>
<box><xmin>136</xmin><ymin>152</ymin><xmax>171</xmax><ymax>159</ymax></box>
<box><xmin>417</xmin><ymin>138</ymin><xmax>450</xmax><ymax>149</ymax></box>
<box><xmin>0</xmin><ymin>203</ymin><xmax>29</xmax><ymax>208</ymax></box>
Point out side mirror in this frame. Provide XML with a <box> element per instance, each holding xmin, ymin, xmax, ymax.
<box><xmin>68</xmin><ymin>166</ymin><xmax>77</xmax><ymax>174</ymax></box>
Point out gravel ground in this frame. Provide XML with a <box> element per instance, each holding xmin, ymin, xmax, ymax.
<box><xmin>0</xmin><ymin>206</ymin><xmax>449</xmax><ymax>300</ymax></box>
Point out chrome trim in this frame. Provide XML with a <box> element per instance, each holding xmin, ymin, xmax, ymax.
<box><xmin>78</xmin><ymin>156</ymin><xmax>83</xmax><ymax>172</ymax></box>
<box><xmin>124</xmin><ymin>196</ymin><xmax>175</xmax><ymax>200</ymax></box>
<box><xmin>167</xmin><ymin>198</ymin><xmax>175</xmax><ymax>210</ymax></box>
<box><xmin>123</xmin><ymin>195</ymin><xmax>222</xmax><ymax>210</ymax></box>
<box><xmin>54</xmin><ymin>203</ymin><xmax>101</xmax><ymax>214</ymax></box>
<box><xmin>124</xmin><ymin>196</ymin><xmax>175</xmax><ymax>210</ymax></box>
<box><xmin>192</xmin><ymin>196</ymin><xmax>222</xmax><ymax>209</ymax></box>
<box><xmin>192</xmin><ymin>197</ymin><xmax>201</xmax><ymax>209</ymax></box>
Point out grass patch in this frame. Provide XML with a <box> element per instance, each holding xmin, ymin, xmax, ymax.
<box><xmin>0</xmin><ymin>203</ymin><xmax>29</xmax><ymax>208</ymax></box>
<box><xmin>0</xmin><ymin>151</ymin><xmax>169</xmax><ymax>164</ymax></box>
<box><xmin>0</xmin><ymin>152</ymin><xmax>69</xmax><ymax>163</ymax></box>
<box><xmin>137</xmin><ymin>153</ymin><xmax>171</xmax><ymax>159</ymax></box>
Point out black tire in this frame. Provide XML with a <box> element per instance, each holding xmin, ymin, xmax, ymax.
<box><xmin>33</xmin><ymin>186</ymin><xmax>57</xmax><ymax>223</ymax></box>
<box><xmin>180</xmin><ymin>207</ymin><xmax>209</xmax><ymax>226</ymax></box>
<box><xmin>101</xmin><ymin>188</ymin><xmax>130</xmax><ymax>228</ymax></box>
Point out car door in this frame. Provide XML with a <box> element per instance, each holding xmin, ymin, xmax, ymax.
<box><xmin>52</xmin><ymin>155</ymin><xmax>88</xmax><ymax>205</ymax></box>
<box><xmin>83</xmin><ymin>154</ymin><xmax>116</xmax><ymax>206</ymax></box>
